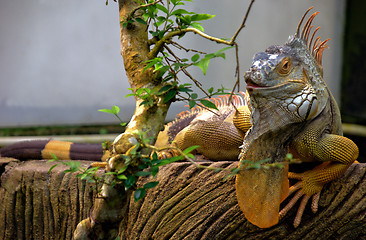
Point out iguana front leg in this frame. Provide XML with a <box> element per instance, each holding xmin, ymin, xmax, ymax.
<box><xmin>280</xmin><ymin>132</ymin><xmax>359</xmax><ymax>227</ymax></box>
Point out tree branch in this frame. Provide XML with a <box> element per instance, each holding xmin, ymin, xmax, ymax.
<box><xmin>129</xmin><ymin>0</ymin><xmax>163</xmax><ymax>20</ymax></box>
<box><xmin>149</xmin><ymin>0</ymin><xmax>255</xmax><ymax>58</ymax></box>
<box><xmin>230</xmin><ymin>0</ymin><xmax>255</xmax><ymax>44</ymax></box>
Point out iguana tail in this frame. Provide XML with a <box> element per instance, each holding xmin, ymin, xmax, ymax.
<box><xmin>0</xmin><ymin>140</ymin><xmax>109</xmax><ymax>161</ymax></box>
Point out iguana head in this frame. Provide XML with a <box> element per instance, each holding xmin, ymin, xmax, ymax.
<box><xmin>244</xmin><ymin>7</ymin><xmax>330</xmax><ymax>130</ymax></box>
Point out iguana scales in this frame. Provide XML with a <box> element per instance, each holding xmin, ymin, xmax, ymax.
<box><xmin>0</xmin><ymin>7</ymin><xmax>358</xmax><ymax>229</ymax></box>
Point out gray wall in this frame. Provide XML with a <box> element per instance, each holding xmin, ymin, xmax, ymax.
<box><xmin>0</xmin><ymin>0</ymin><xmax>345</xmax><ymax>127</ymax></box>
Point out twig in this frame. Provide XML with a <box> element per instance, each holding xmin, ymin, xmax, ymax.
<box><xmin>130</xmin><ymin>0</ymin><xmax>163</xmax><ymax>19</ymax></box>
<box><xmin>171</xmin><ymin>41</ymin><xmax>207</xmax><ymax>54</ymax></box>
<box><xmin>177</xmin><ymin>93</ymin><xmax>220</xmax><ymax>116</ymax></box>
<box><xmin>229</xmin><ymin>0</ymin><xmax>255</xmax><ymax>44</ymax></box>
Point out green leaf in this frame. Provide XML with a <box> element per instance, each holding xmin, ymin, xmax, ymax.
<box><xmin>191</xmin><ymin>93</ymin><xmax>198</xmax><ymax>99</ymax></box>
<box><xmin>156</xmin><ymin>65</ymin><xmax>170</xmax><ymax>78</ymax></box>
<box><xmin>189</xmin><ymin>100</ymin><xmax>196</xmax><ymax>109</ymax></box>
<box><xmin>125</xmin><ymin>175</ymin><xmax>136</xmax><ymax>189</ymax></box>
<box><xmin>48</xmin><ymin>164</ymin><xmax>58</xmax><ymax>174</ymax></box>
<box><xmin>117</xmin><ymin>165</ymin><xmax>128</xmax><ymax>174</ymax></box>
<box><xmin>183</xmin><ymin>145</ymin><xmax>200</xmax><ymax>154</ymax></box>
<box><xmin>63</xmin><ymin>161</ymin><xmax>81</xmax><ymax>172</ymax></box>
<box><xmin>177</xmin><ymin>86</ymin><xmax>192</xmax><ymax>93</ymax></box>
<box><xmin>194</xmin><ymin>57</ymin><xmax>210</xmax><ymax>75</ymax></box>
<box><xmin>156</xmin><ymin>155</ymin><xmax>185</xmax><ymax>166</ymax></box>
<box><xmin>151</xmin><ymin>152</ymin><xmax>158</xmax><ymax>161</ymax></box>
<box><xmin>135</xmin><ymin>17</ymin><xmax>147</xmax><ymax>25</ymax></box>
<box><xmin>247</xmin><ymin>163</ymin><xmax>262</xmax><ymax>169</ymax></box>
<box><xmin>98</xmin><ymin>108</ymin><xmax>114</xmax><ymax>114</ymax></box>
<box><xmin>171</xmin><ymin>9</ymin><xmax>191</xmax><ymax>16</ymax></box>
<box><xmin>50</xmin><ymin>153</ymin><xmax>59</xmax><ymax>161</ymax></box>
<box><xmin>163</xmin><ymin>89</ymin><xmax>177</xmax><ymax>103</ymax></box>
<box><xmin>112</xmin><ymin>105</ymin><xmax>120</xmax><ymax>114</ymax></box>
<box><xmin>191</xmin><ymin>54</ymin><xmax>200</xmax><ymax>62</ymax></box>
<box><xmin>86</xmin><ymin>167</ymin><xmax>99</xmax><ymax>174</ymax></box>
<box><xmin>151</xmin><ymin>165</ymin><xmax>159</xmax><ymax>177</ymax></box>
<box><xmin>200</xmin><ymin>99</ymin><xmax>218</xmax><ymax>110</ymax></box>
<box><xmin>156</xmin><ymin>4</ymin><xmax>169</xmax><ymax>14</ymax></box>
<box><xmin>191</xmin><ymin>14</ymin><xmax>215</xmax><ymax>21</ymax></box>
<box><xmin>134</xmin><ymin>188</ymin><xmax>146</xmax><ymax>201</ymax></box>
<box><xmin>183</xmin><ymin>15</ymin><xmax>191</xmax><ymax>24</ymax></box>
<box><xmin>143</xmin><ymin>61</ymin><xmax>157</xmax><ymax>72</ymax></box>
<box><xmin>144</xmin><ymin>181</ymin><xmax>159</xmax><ymax>189</ymax></box>
<box><xmin>117</xmin><ymin>174</ymin><xmax>128</xmax><ymax>180</ymax></box>
<box><xmin>135</xmin><ymin>171</ymin><xmax>151</xmax><ymax>177</ymax></box>
<box><xmin>286</xmin><ymin>153</ymin><xmax>293</xmax><ymax>160</ymax></box>
<box><xmin>190</xmin><ymin>22</ymin><xmax>204</xmax><ymax>32</ymax></box>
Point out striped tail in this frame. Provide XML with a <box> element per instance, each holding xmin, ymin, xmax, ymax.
<box><xmin>0</xmin><ymin>140</ymin><xmax>107</xmax><ymax>162</ymax></box>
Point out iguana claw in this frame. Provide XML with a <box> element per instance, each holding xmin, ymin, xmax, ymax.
<box><xmin>279</xmin><ymin>179</ymin><xmax>321</xmax><ymax>227</ymax></box>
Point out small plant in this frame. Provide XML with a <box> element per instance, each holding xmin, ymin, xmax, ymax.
<box><xmin>98</xmin><ymin>106</ymin><xmax>127</xmax><ymax>127</ymax></box>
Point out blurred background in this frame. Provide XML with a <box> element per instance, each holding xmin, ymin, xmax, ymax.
<box><xmin>0</xmin><ymin>0</ymin><xmax>365</xmax><ymax>159</ymax></box>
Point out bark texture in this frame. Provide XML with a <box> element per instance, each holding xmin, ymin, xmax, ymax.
<box><xmin>124</xmin><ymin>161</ymin><xmax>366</xmax><ymax>240</ymax></box>
<box><xmin>1</xmin><ymin>158</ymin><xmax>365</xmax><ymax>239</ymax></box>
<box><xmin>0</xmin><ymin>159</ymin><xmax>101</xmax><ymax>240</ymax></box>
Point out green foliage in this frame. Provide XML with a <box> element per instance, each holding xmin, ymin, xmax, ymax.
<box><xmin>193</xmin><ymin>47</ymin><xmax>233</xmax><ymax>75</ymax></box>
<box><xmin>47</xmin><ymin>128</ymin><xmax>198</xmax><ymax>201</ymax></box>
<box><xmin>48</xmin><ymin>155</ymin><xmax>103</xmax><ymax>187</ymax></box>
<box><xmin>141</xmin><ymin>0</ymin><xmax>214</xmax><ymax>35</ymax></box>
<box><xmin>98</xmin><ymin>106</ymin><xmax>127</xmax><ymax>127</ymax></box>
<box><xmin>119</xmin><ymin>0</ymin><xmax>235</xmax><ymax>111</ymax></box>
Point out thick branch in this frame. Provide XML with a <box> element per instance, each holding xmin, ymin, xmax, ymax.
<box><xmin>123</xmin><ymin>162</ymin><xmax>366</xmax><ymax>239</ymax></box>
<box><xmin>149</xmin><ymin>28</ymin><xmax>233</xmax><ymax>59</ymax></box>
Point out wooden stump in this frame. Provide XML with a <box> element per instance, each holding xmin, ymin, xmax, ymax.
<box><xmin>0</xmin><ymin>159</ymin><xmax>100</xmax><ymax>240</ymax></box>
<box><xmin>0</xmin><ymin>159</ymin><xmax>365</xmax><ymax>240</ymax></box>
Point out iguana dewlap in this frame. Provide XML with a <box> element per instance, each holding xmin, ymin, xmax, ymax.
<box><xmin>235</xmin><ymin>7</ymin><xmax>359</xmax><ymax>228</ymax></box>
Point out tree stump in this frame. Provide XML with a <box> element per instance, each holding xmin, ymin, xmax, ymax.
<box><xmin>0</xmin><ymin>159</ymin><xmax>100</xmax><ymax>240</ymax></box>
<box><xmin>0</xmin><ymin>159</ymin><xmax>365</xmax><ymax>239</ymax></box>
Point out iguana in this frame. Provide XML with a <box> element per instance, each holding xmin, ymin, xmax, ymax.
<box><xmin>0</xmin><ymin>7</ymin><xmax>358</xmax><ymax>230</ymax></box>
<box><xmin>235</xmin><ymin>7</ymin><xmax>359</xmax><ymax>228</ymax></box>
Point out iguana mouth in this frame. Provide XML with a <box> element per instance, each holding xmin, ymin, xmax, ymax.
<box><xmin>245</xmin><ymin>78</ymin><xmax>268</xmax><ymax>89</ymax></box>
<box><xmin>244</xmin><ymin>71</ymin><xmax>269</xmax><ymax>89</ymax></box>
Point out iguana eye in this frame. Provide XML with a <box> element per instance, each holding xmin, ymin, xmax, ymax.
<box><xmin>277</xmin><ymin>57</ymin><xmax>292</xmax><ymax>75</ymax></box>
